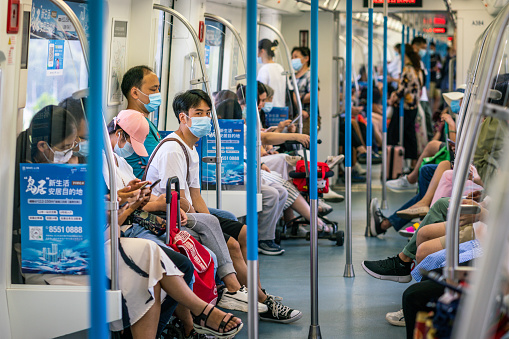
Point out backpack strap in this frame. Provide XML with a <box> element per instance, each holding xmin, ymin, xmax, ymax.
<box><xmin>143</xmin><ymin>137</ymin><xmax>191</xmax><ymax>186</ymax></box>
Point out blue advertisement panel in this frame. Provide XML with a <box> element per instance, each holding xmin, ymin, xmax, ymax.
<box><xmin>20</xmin><ymin>164</ymin><xmax>88</xmax><ymax>275</ymax></box>
<box><xmin>31</xmin><ymin>0</ymin><xmax>89</xmax><ymax>40</ymax></box>
<box><xmin>265</xmin><ymin>107</ymin><xmax>289</xmax><ymax>127</ymax></box>
<box><xmin>46</xmin><ymin>39</ymin><xmax>64</xmax><ymax>76</ymax></box>
<box><xmin>201</xmin><ymin>119</ymin><xmax>244</xmax><ymax>185</ymax></box>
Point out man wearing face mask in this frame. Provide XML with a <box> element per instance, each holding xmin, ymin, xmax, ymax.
<box><xmin>412</xmin><ymin>37</ymin><xmax>434</xmax><ymax>142</ymax></box>
<box><xmin>121</xmin><ymin>65</ymin><xmax>163</xmax><ymax>178</ymax></box>
<box><xmin>146</xmin><ymin>89</ymin><xmax>303</xmax><ymax>324</ymax></box>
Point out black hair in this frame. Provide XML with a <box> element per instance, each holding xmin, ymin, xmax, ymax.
<box><xmin>291</xmin><ymin>46</ymin><xmax>310</xmax><ymax>66</ymax></box>
<box><xmin>430</xmin><ymin>42</ymin><xmax>436</xmax><ymax>48</ymax></box>
<box><xmin>172</xmin><ymin>89</ymin><xmax>212</xmax><ymax>122</ymax></box>
<box><xmin>121</xmin><ymin>65</ymin><xmax>153</xmax><ymax>99</ymax></box>
<box><xmin>258</xmin><ymin>39</ymin><xmax>278</xmax><ymax>59</ymax></box>
<box><xmin>411</xmin><ymin>36</ymin><xmax>427</xmax><ymax>46</ymax></box>
<box><xmin>58</xmin><ymin>96</ymin><xmax>87</xmax><ymax>124</ymax></box>
<box><xmin>404</xmin><ymin>43</ymin><xmax>421</xmax><ymax>72</ymax></box>
<box><xmin>29</xmin><ymin>105</ymin><xmax>77</xmax><ymax>161</ymax></box>
<box><xmin>394</xmin><ymin>43</ymin><xmax>401</xmax><ymax>53</ymax></box>
<box><xmin>236</xmin><ymin>82</ymin><xmax>268</xmax><ymax>106</ymax></box>
<box><xmin>216</xmin><ymin>99</ymin><xmax>242</xmax><ymax>120</ymax></box>
<box><xmin>215</xmin><ymin>90</ymin><xmax>238</xmax><ymax>106</ymax></box>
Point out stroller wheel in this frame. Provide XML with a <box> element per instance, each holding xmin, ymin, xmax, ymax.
<box><xmin>335</xmin><ymin>231</ymin><xmax>344</xmax><ymax>246</ymax></box>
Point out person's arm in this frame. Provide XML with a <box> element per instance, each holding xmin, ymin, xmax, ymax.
<box><xmin>189</xmin><ymin>187</ymin><xmax>209</xmax><ymax>214</ymax></box>
<box><xmin>260</xmin><ymin>132</ymin><xmax>310</xmax><ymax>148</ymax></box>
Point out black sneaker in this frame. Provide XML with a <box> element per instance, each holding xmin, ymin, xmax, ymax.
<box><xmin>260</xmin><ymin>294</ymin><xmax>303</xmax><ymax>323</ymax></box>
<box><xmin>370</xmin><ymin>198</ymin><xmax>387</xmax><ymax>237</ymax></box>
<box><xmin>361</xmin><ymin>255</ymin><xmax>413</xmax><ymax>283</ymax></box>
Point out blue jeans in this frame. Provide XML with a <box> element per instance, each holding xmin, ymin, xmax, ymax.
<box><xmin>388</xmin><ymin>164</ymin><xmax>438</xmax><ymax>231</ymax></box>
<box><xmin>209</xmin><ymin>207</ymin><xmax>238</xmax><ymax>221</ymax></box>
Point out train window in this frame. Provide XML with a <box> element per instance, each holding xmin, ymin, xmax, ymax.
<box><xmin>23</xmin><ymin>0</ymin><xmax>88</xmax><ymax>129</ymax></box>
<box><xmin>205</xmin><ymin>19</ymin><xmax>225</xmax><ymax>92</ymax></box>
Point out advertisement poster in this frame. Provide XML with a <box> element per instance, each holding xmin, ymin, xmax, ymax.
<box><xmin>201</xmin><ymin>120</ymin><xmax>244</xmax><ymax>185</ymax></box>
<box><xmin>20</xmin><ymin>164</ymin><xmax>88</xmax><ymax>275</ymax></box>
<box><xmin>30</xmin><ymin>0</ymin><xmax>89</xmax><ymax>40</ymax></box>
<box><xmin>46</xmin><ymin>39</ymin><xmax>64</xmax><ymax>76</ymax></box>
<box><xmin>265</xmin><ymin>106</ymin><xmax>289</xmax><ymax>127</ymax></box>
<box><xmin>108</xmin><ymin>19</ymin><xmax>128</xmax><ymax>106</ymax></box>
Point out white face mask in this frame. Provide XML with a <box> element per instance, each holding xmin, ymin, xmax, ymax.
<box><xmin>44</xmin><ymin>143</ymin><xmax>74</xmax><ymax>164</ymax></box>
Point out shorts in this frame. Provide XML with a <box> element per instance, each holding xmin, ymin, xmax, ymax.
<box><xmin>429</xmin><ymin>81</ymin><xmax>441</xmax><ymax>99</ymax></box>
<box><xmin>215</xmin><ymin>215</ymin><xmax>244</xmax><ymax>243</ymax></box>
<box><xmin>439</xmin><ymin>224</ymin><xmax>474</xmax><ymax>248</ymax></box>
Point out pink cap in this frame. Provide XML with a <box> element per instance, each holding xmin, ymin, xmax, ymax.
<box><xmin>115</xmin><ymin>110</ymin><xmax>149</xmax><ymax>157</ymax></box>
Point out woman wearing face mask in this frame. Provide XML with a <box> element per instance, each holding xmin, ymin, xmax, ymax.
<box><xmin>30</xmin><ymin>105</ymin><xmax>78</xmax><ymax>164</ymax></box>
<box><xmin>290</xmin><ymin>46</ymin><xmax>321</xmax><ymax>135</ymax></box>
<box><xmin>257</xmin><ymin>39</ymin><xmax>287</xmax><ymax>108</ymax></box>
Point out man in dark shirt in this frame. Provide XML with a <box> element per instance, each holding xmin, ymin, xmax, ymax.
<box><xmin>429</xmin><ymin>42</ymin><xmax>443</xmax><ymax>113</ymax></box>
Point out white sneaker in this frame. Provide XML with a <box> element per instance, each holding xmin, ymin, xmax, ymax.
<box><xmin>353</xmin><ymin>161</ymin><xmax>366</xmax><ymax>175</ymax></box>
<box><xmin>385</xmin><ymin>309</ymin><xmax>405</xmax><ymax>327</ymax></box>
<box><xmin>217</xmin><ymin>286</ymin><xmax>268</xmax><ymax>313</ymax></box>
<box><xmin>386</xmin><ymin>175</ymin><xmax>418</xmax><ymax>192</ymax></box>
<box><xmin>326</xmin><ymin>155</ymin><xmax>344</xmax><ymax>169</ymax></box>
<box><xmin>322</xmin><ymin>190</ymin><xmax>344</xmax><ymax>203</ymax></box>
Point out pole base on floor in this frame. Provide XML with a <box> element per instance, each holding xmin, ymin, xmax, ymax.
<box><xmin>308</xmin><ymin>325</ymin><xmax>322</xmax><ymax>339</ymax></box>
<box><xmin>382</xmin><ymin>200</ymin><xmax>388</xmax><ymax>210</ymax></box>
<box><xmin>343</xmin><ymin>263</ymin><xmax>355</xmax><ymax>277</ymax></box>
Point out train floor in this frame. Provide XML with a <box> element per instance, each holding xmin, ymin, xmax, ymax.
<box><xmin>234</xmin><ymin>187</ymin><xmax>414</xmax><ymax>339</ymax></box>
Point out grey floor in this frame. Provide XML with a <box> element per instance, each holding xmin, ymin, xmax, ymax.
<box><xmin>233</xmin><ymin>185</ymin><xmax>415</xmax><ymax>339</ymax></box>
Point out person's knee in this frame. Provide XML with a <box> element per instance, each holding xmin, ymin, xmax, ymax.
<box><xmin>180</xmin><ymin>256</ymin><xmax>195</xmax><ymax>284</ymax></box>
<box><xmin>263</xmin><ymin>186</ymin><xmax>279</xmax><ymax>206</ymax></box>
<box><xmin>416</xmin><ymin>228</ymin><xmax>427</xmax><ymax>247</ymax></box>
<box><xmin>415</xmin><ymin>244</ymin><xmax>427</xmax><ymax>263</ymax></box>
<box><xmin>227</xmin><ymin>238</ymin><xmax>242</xmax><ymax>257</ymax></box>
<box><xmin>238</xmin><ymin>226</ymin><xmax>247</xmax><ymax>247</ymax></box>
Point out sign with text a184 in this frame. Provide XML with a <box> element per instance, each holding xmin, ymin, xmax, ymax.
<box><xmin>363</xmin><ymin>0</ymin><xmax>422</xmax><ymax>8</ymax></box>
<box><xmin>20</xmin><ymin>164</ymin><xmax>88</xmax><ymax>275</ymax></box>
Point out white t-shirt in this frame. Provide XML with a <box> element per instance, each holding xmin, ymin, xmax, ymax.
<box><xmin>102</xmin><ymin>152</ymin><xmax>137</xmax><ymax>192</ymax></box>
<box><xmin>420</xmin><ymin>60</ymin><xmax>429</xmax><ymax>102</ymax></box>
<box><xmin>387</xmin><ymin>55</ymin><xmax>401</xmax><ymax>88</ymax></box>
<box><xmin>257</xmin><ymin>63</ymin><xmax>287</xmax><ymax>107</ymax></box>
<box><xmin>146</xmin><ymin>132</ymin><xmax>200</xmax><ymax>205</ymax></box>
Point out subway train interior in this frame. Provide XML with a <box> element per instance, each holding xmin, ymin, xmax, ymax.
<box><xmin>2</xmin><ymin>0</ymin><xmax>509</xmax><ymax>338</ymax></box>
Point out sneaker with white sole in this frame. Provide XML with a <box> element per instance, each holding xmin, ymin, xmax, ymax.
<box><xmin>353</xmin><ymin>161</ymin><xmax>366</xmax><ymax>175</ymax></box>
<box><xmin>259</xmin><ymin>294</ymin><xmax>303</xmax><ymax>323</ymax></box>
<box><xmin>217</xmin><ymin>286</ymin><xmax>268</xmax><ymax>313</ymax></box>
<box><xmin>386</xmin><ymin>309</ymin><xmax>405</xmax><ymax>327</ymax></box>
<box><xmin>322</xmin><ymin>190</ymin><xmax>344</xmax><ymax>203</ymax></box>
<box><xmin>258</xmin><ymin>240</ymin><xmax>285</xmax><ymax>255</ymax></box>
<box><xmin>361</xmin><ymin>255</ymin><xmax>413</xmax><ymax>283</ymax></box>
<box><xmin>369</xmin><ymin>198</ymin><xmax>387</xmax><ymax>237</ymax></box>
<box><xmin>386</xmin><ymin>175</ymin><xmax>418</xmax><ymax>192</ymax></box>
<box><xmin>326</xmin><ymin>155</ymin><xmax>344</xmax><ymax>169</ymax></box>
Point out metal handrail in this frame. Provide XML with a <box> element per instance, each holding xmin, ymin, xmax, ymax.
<box><xmin>49</xmin><ymin>0</ymin><xmax>119</xmax><ymax>291</ymax></box>
<box><xmin>154</xmin><ymin>4</ymin><xmax>222</xmax><ymax>209</ymax></box>
<box><xmin>203</xmin><ymin>13</ymin><xmax>262</xmax><ymax>194</ymax></box>
<box><xmin>448</xmin><ymin>56</ymin><xmax>456</xmax><ymax>93</ymax></box>
<box><xmin>257</xmin><ymin>22</ymin><xmax>304</xmax><ymax>134</ymax></box>
<box><xmin>445</xmin><ymin>8</ymin><xmax>509</xmax><ymax>282</ymax></box>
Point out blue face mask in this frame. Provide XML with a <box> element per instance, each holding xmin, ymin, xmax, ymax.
<box><xmin>418</xmin><ymin>49</ymin><xmax>426</xmax><ymax>58</ymax></box>
<box><xmin>75</xmin><ymin>140</ymin><xmax>89</xmax><ymax>157</ymax></box>
<box><xmin>257</xmin><ymin>57</ymin><xmax>263</xmax><ymax>64</ymax></box>
<box><xmin>114</xmin><ymin>134</ymin><xmax>135</xmax><ymax>158</ymax></box>
<box><xmin>262</xmin><ymin>102</ymin><xmax>273</xmax><ymax>113</ymax></box>
<box><xmin>137</xmin><ymin>89</ymin><xmax>162</xmax><ymax>113</ymax></box>
<box><xmin>185</xmin><ymin>115</ymin><xmax>212</xmax><ymax>138</ymax></box>
<box><xmin>430</xmin><ymin>50</ymin><xmax>436</xmax><ymax>56</ymax></box>
<box><xmin>394</xmin><ymin>52</ymin><xmax>399</xmax><ymax>57</ymax></box>
<box><xmin>291</xmin><ymin>58</ymin><xmax>303</xmax><ymax>71</ymax></box>
<box><xmin>450</xmin><ymin>100</ymin><xmax>461</xmax><ymax>114</ymax></box>
<box><xmin>242</xmin><ymin>107</ymin><xmax>247</xmax><ymax>120</ymax></box>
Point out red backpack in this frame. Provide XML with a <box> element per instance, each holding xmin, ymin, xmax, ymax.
<box><xmin>292</xmin><ymin>160</ymin><xmax>331</xmax><ymax>194</ymax></box>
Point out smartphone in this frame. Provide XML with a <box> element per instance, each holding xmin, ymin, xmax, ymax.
<box><xmin>460</xmin><ymin>204</ymin><xmax>481</xmax><ymax>215</ymax></box>
<box><xmin>119</xmin><ymin>201</ymin><xmax>128</xmax><ymax>209</ymax></box>
<box><xmin>138</xmin><ymin>181</ymin><xmax>150</xmax><ymax>190</ymax></box>
<box><xmin>447</xmin><ymin>138</ymin><xmax>456</xmax><ymax>146</ymax></box>
<box><xmin>291</xmin><ymin>115</ymin><xmax>301</xmax><ymax>125</ymax></box>
<box><xmin>150</xmin><ymin>179</ymin><xmax>162</xmax><ymax>189</ymax></box>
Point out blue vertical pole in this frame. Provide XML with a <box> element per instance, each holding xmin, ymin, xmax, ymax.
<box><xmin>399</xmin><ymin>26</ymin><xmax>405</xmax><ymax>147</ymax></box>
<box><xmin>412</xmin><ymin>28</ymin><xmax>416</xmax><ymax>40</ymax></box>
<box><xmin>86</xmin><ymin>0</ymin><xmax>107</xmax><ymax>338</ymax></box>
<box><xmin>343</xmin><ymin>0</ymin><xmax>354</xmax><ymax>278</ymax></box>
<box><xmin>365</xmin><ymin>0</ymin><xmax>373</xmax><ymax>236</ymax></box>
<box><xmin>381</xmin><ymin>0</ymin><xmax>388</xmax><ymax>209</ymax></box>
<box><xmin>406</xmin><ymin>25</ymin><xmax>410</xmax><ymax>44</ymax></box>
<box><xmin>308</xmin><ymin>0</ymin><xmax>321</xmax><ymax>337</ymax></box>
<box><xmin>246</xmin><ymin>1</ymin><xmax>259</xmax><ymax>338</ymax></box>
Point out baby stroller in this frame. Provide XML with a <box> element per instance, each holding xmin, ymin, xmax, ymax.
<box><xmin>275</xmin><ymin>141</ymin><xmax>344</xmax><ymax>246</ymax></box>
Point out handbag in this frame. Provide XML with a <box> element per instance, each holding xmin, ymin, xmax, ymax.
<box><xmin>420</xmin><ymin>145</ymin><xmax>452</xmax><ymax>169</ymax></box>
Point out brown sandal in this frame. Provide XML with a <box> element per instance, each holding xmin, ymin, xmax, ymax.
<box><xmin>192</xmin><ymin>303</ymin><xmax>243</xmax><ymax>338</ymax></box>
